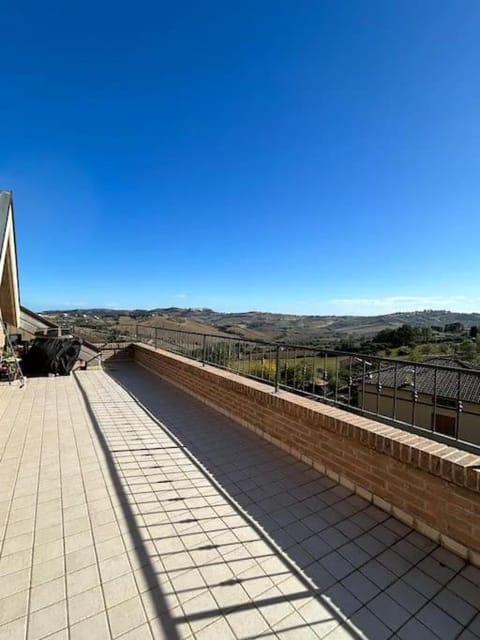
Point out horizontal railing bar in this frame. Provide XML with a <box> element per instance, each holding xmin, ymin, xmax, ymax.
<box><xmin>135</xmin><ymin>324</ymin><xmax>480</xmax><ymax>374</ymax></box>
<box><xmin>131</xmin><ymin>323</ymin><xmax>480</xmax><ymax>455</ymax></box>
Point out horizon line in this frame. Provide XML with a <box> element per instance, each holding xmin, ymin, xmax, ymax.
<box><xmin>35</xmin><ymin>305</ymin><xmax>480</xmax><ymax>319</ymax></box>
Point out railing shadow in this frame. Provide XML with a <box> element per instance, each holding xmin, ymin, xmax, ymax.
<box><xmin>105</xmin><ymin>363</ymin><xmax>408</xmax><ymax>638</ymax></box>
<box><xmin>75</xmin><ymin>368</ymin><xmax>339</xmax><ymax>638</ymax></box>
<box><xmin>74</xmin><ymin>373</ymin><xmax>181</xmax><ymax>640</ymax></box>
<box><xmin>103</xmin><ymin>362</ymin><xmax>473</xmax><ymax>640</ymax></box>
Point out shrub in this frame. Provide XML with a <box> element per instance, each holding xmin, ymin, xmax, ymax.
<box><xmin>247</xmin><ymin>360</ymin><xmax>314</xmax><ymax>388</ymax></box>
<box><xmin>248</xmin><ymin>361</ymin><xmax>276</xmax><ymax>382</ymax></box>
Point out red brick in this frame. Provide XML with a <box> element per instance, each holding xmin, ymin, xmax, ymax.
<box><xmin>133</xmin><ymin>343</ymin><xmax>480</xmax><ymax>555</ymax></box>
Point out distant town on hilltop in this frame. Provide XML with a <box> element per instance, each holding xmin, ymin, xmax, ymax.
<box><xmin>40</xmin><ymin>307</ymin><xmax>480</xmax><ymax>365</ymax></box>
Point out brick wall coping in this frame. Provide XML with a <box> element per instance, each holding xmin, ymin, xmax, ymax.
<box><xmin>134</xmin><ymin>343</ymin><xmax>480</xmax><ymax>494</ymax></box>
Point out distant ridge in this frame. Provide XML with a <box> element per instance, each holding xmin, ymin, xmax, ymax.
<box><xmin>40</xmin><ymin>307</ymin><xmax>480</xmax><ymax>343</ymax></box>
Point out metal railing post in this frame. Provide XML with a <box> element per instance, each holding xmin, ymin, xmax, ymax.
<box><xmin>456</xmin><ymin>370</ymin><xmax>462</xmax><ymax>440</ymax></box>
<box><xmin>202</xmin><ymin>334</ymin><xmax>207</xmax><ymax>366</ymax></box>
<box><xmin>155</xmin><ymin>327</ymin><xmax>158</xmax><ymax>349</ymax></box>
<box><xmin>275</xmin><ymin>345</ymin><xmax>280</xmax><ymax>392</ymax></box>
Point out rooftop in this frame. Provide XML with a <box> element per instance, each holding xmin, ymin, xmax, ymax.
<box><xmin>1</xmin><ymin>363</ymin><xmax>479</xmax><ymax>639</ymax></box>
<box><xmin>362</xmin><ymin>357</ymin><xmax>480</xmax><ymax>403</ymax></box>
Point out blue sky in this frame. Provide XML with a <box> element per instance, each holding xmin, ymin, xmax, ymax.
<box><xmin>1</xmin><ymin>1</ymin><xmax>479</xmax><ymax>315</ymax></box>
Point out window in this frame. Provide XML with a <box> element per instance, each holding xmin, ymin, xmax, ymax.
<box><xmin>433</xmin><ymin>413</ymin><xmax>456</xmax><ymax>437</ymax></box>
<box><xmin>436</xmin><ymin>396</ymin><xmax>457</xmax><ymax>409</ymax></box>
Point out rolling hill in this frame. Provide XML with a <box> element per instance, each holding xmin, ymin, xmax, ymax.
<box><xmin>41</xmin><ymin>307</ymin><xmax>480</xmax><ymax>344</ymax></box>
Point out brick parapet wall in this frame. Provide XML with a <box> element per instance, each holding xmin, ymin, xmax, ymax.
<box><xmin>100</xmin><ymin>342</ymin><xmax>134</xmax><ymax>363</ymax></box>
<box><xmin>132</xmin><ymin>343</ymin><xmax>480</xmax><ymax>565</ymax></box>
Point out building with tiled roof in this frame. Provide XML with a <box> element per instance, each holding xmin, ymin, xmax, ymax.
<box><xmin>356</xmin><ymin>356</ymin><xmax>480</xmax><ymax>445</ymax></box>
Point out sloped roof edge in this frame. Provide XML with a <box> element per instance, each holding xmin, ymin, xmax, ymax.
<box><xmin>0</xmin><ymin>190</ymin><xmax>21</xmax><ymax>327</ymax></box>
<box><xmin>0</xmin><ymin>190</ymin><xmax>12</xmax><ymax>254</ymax></box>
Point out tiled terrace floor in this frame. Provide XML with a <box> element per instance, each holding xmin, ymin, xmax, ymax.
<box><xmin>0</xmin><ymin>365</ymin><xmax>479</xmax><ymax>640</ymax></box>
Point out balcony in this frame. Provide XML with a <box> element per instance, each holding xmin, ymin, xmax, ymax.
<box><xmin>132</xmin><ymin>325</ymin><xmax>480</xmax><ymax>452</ymax></box>
<box><xmin>1</xmin><ymin>350</ymin><xmax>480</xmax><ymax>639</ymax></box>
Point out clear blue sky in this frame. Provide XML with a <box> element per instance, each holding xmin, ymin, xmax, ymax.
<box><xmin>1</xmin><ymin>1</ymin><xmax>479</xmax><ymax>315</ymax></box>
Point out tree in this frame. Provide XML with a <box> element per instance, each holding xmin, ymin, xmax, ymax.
<box><xmin>281</xmin><ymin>361</ymin><xmax>314</xmax><ymax>388</ymax></box>
<box><xmin>418</xmin><ymin>343</ymin><xmax>432</xmax><ymax>356</ymax></box>
<box><xmin>457</xmin><ymin>340</ymin><xmax>476</xmax><ymax>361</ymax></box>
<box><xmin>248</xmin><ymin>360</ymin><xmax>314</xmax><ymax>389</ymax></box>
<box><xmin>396</xmin><ymin>324</ymin><xmax>418</xmax><ymax>346</ymax></box>
<box><xmin>373</xmin><ymin>324</ymin><xmax>419</xmax><ymax>348</ymax></box>
<box><xmin>470</xmin><ymin>326</ymin><xmax>478</xmax><ymax>339</ymax></box>
<box><xmin>420</xmin><ymin>327</ymin><xmax>432</xmax><ymax>343</ymax></box>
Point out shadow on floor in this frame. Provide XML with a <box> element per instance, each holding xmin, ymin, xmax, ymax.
<box><xmin>103</xmin><ymin>362</ymin><xmax>479</xmax><ymax>640</ymax></box>
<box><xmin>74</xmin><ymin>373</ymin><xmax>182</xmax><ymax>640</ymax></box>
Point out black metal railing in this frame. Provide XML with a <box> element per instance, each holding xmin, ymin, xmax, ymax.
<box><xmin>132</xmin><ymin>324</ymin><xmax>480</xmax><ymax>453</ymax></box>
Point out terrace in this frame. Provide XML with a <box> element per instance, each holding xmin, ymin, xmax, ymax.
<box><xmin>1</xmin><ymin>354</ymin><xmax>480</xmax><ymax>639</ymax></box>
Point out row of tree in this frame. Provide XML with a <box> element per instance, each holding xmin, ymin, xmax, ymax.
<box><xmin>334</xmin><ymin>323</ymin><xmax>480</xmax><ymax>361</ymax></box>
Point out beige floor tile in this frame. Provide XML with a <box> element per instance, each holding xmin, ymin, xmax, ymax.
<box><xmin>65</xmin><ymin>546</ymin><xmax>97</xmax><ymax>573</ymax></box>
<box><xmin>238</xmin><ymin>565</ymin><xmax>275</xmax><ymax>599</ymax></box>
<box><xmin>273</xmin><ymin>611</ymin><xmax>319</xmax><ymax>639</ymax></box>
<box><xmin>92</xmin><ymin>522</ymin><xmax>120</xmax><ymax>544</ymax></box>
<box><xmin>103</xmin><ymin>573</ymin><xmax>139</xmax><ymax>608</ymax></box>
<box><xmin>181</xmin><ymin>589</ymin><xmax>220</xmax><ymax>635</ymax></box>
<box><xmin>0</xmin><ymin>568</ymin><xmax>30</xmax><ymax>600</ymax></box>
<box><xmin>0</xmin><ymin>549</ymin><xmax>31</xmax><ymax>577</ymax></box>
<box><xmin>70</xmin><ymin>612</ymin><xmax>111</xmax><ymax>640</ymax></box>
<box><xmin>41</xmin><ymin>630</ymin><xmax>68</xmax><ymax>640</ymax></box>
<box><xmin>117</xmin><ymin>623</ymin><xmax>154</xmax><ymax>640</ymax></box>
<box><xmin>170</xmin><ymin>568</ymin><xmax>205</xmax><ymax>596</ymax></box>
<box><xmin>0</xmin><ymin>615</ymin><xmax>27</xmax><ymax>640</ymax></box>
<box><xmin>107</xmin><ymin>595</ymin><xmax>147</xmax><ymax>637</ymax></box>
<box><xmin>0</xmin><ymin>589</ymin><xmax>29</xmax><ymax>625</ymax></box>
<box><xmin>195</xmin><ymin>617</ymin><xmax>236</xmax><ymax>639</ymax></box>
<box><xmin>8</xmin><ymin>509</ymin><xmax>34</xmax><ymax>526</ymax></box>
<box><xmin>68</xmin><ymin>585</ymin><xmax>105</xmax><ymax>624</ymax></box>
<box><xmin>95</xmin><ymin>536</ymin><xmax>125</xmax><ymax>562</ymax></box>
<box><xmin>149</xmin><ymin>617</ymin><xmax>176</xmax><ymax>640</ymax></box>
<box><xmin>90</xmin><ymin>508</ymin><xmax>116</xmax><ymax>528</ymax></box>
<box><xmin>5</xmin><ymin>518</ymin><xmax>34</xmax><ymax>538</ymax></box>
<box><xmin>64</xmin><ymin>516</ymin><xmax>91</xmax><ymax>538</ymax></box>
<box><xmin>30</xmin><ymin>577</ymin><xmax>66</xmax><ymax>612</ymax></box>
<box><xmin>33</xmin><ymin>538</ymin><xmax>64</xmax><ymax>564</ymax></box>
<box><xmin>27</xmin><ymin>600</ymin><xmax>67</xmax><ymax>640</ymax></box>
<box><xmin>63</xmin><ymin>505</ymin><xmax>88</xmax><ymax>523</ymax></box>
<box><xmin>224</xmin><ymin>607</ymin><xmax>269</xmax><ymax>638</ymax></box>
<box><xmin>255</xmin><ymin>586</ymin><xmax>297</xmax><ymax>627</ymax></box>
<box><xmin>140</xmin><ymin>586</ymin><xmax>179</xmax><ymax>621</ymax></box>
<box><xmin>34</xmin><ymin>523</ymin><xmax>63</xmax><ymax>545</ymax></box>
<box><xmin>35</xmin><ymin>512</ymin><xmax>62</xmax><ymax>530</ymax></box>
<box><xmin>164</xmin><ymin>604</ymin><xmax>193</xmax><ymax>639</ymax></box>
<box><xmin>31</xmin><ymin>556</ymin><xmax>64</xmax><ymax>587</ymax></box>
<box><xmin>67</xmin><ymin>564</ymin><xmax>100</xmax><ymax>597</ymax></box>
<box><xmin>99</xmin><ymin>554</ymin><xmax>132</xmax><ymax>582</ymax></box>
<box><xmin>64</xmin><ymin>530</ymin><xmax>93</xmax><ymax>555</ymax></box>
<box><xmin>10</xmin><ymin>497</ymin><xmax>35</xmax><ymax>511</ymax></box>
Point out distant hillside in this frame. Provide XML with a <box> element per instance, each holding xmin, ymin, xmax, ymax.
<box><xmin>41</xmin><ymin>307</ymin><xmax>480</xmax><ymax>344</ymax></box>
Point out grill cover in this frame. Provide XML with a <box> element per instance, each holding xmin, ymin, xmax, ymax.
<box><xmin>22</xmin><ymin>337</ymin><xmax>82</xmax><ymax>376</ymax></box>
